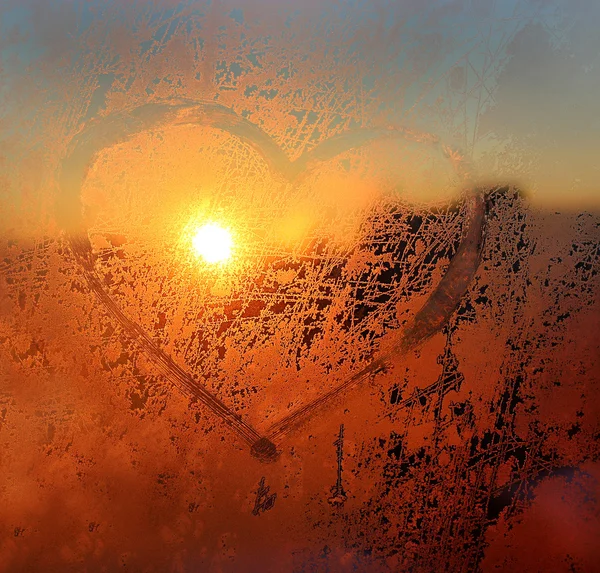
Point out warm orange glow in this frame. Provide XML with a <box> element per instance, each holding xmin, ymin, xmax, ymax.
<box><xmin>192</xmin><ymin>223</ymin><xmax>233</xmax><ymax>264</ymax></box>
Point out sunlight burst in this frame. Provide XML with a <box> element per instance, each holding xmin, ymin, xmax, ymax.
<box><xmin>192</xmin><ymin>223</ymin><xmax>233</xmax><ymax>264</ymax></box>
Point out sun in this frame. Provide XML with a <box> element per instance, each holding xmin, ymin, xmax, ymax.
<box><xmin>192</xmin><ymin>223</ymin><xmax>233</xmax><ymax>264</ymax></box>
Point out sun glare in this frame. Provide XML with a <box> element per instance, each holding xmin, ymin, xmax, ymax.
<box><xmin>192</xmin><ymin>223</ymin><xmax>233</xmax><ymax>264</ymax></box>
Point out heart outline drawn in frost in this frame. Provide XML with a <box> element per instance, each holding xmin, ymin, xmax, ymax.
<box><xmin>58</xmin><ymin>99</ymin><xmax>490</xmax><ymax>462</ymax></box>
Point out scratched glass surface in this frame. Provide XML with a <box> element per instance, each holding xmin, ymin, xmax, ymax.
<box><xmin>0</xmin><ymin>1</ymin><xmax>599</xmax><ymax>572</ymax></box>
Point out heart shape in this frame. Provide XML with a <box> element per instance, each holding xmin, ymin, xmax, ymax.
<box><xmin>58</xmin><ymin>99</ymin><xmax>488</xmax><ymax>462</ymax></box>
